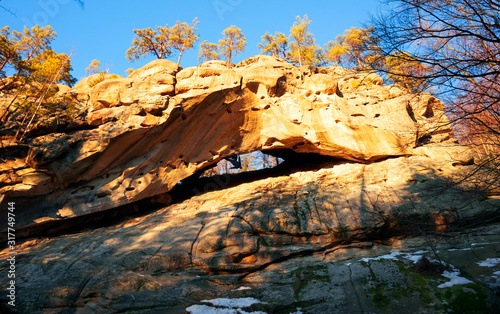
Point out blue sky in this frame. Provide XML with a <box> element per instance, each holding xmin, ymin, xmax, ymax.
<box><xmin>2</xmin><ymin>0</ymin><xmax>385</xmax><ymax>82</ymax></box>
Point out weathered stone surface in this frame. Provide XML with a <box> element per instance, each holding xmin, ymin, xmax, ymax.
<box><xmin>237</xmin><ymin>55</ymin><xmax>300</xmax><ymax>97</ymax></box>
<box><xmin>127</xmin><ymin>58</ymin><xmax>180</xmax><ymax>79</ymax></box>
<box><xmin>1</xmin><ymin>54</ymin><xmax>499</xmax><ymax>313</ymax></box>
<box><xmin>0</xmin><ymin>55</ymin><xmax>484</xmax><ymax>232</ymax></box>
<box><xmin>0</xmin><ymin>177</ymin><xmax>498</xmax><ymax>312</ymax></box>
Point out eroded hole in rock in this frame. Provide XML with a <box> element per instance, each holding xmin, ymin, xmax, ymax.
<box><xmin>415</xmin><ymin>134</ymin><xmax>432</xmax><ymax>147</ymax></box>
<box><xmin>170</xmin><ymin>150</ymin><xmax>346</xmax><ymax>203</ymax></box>
<box><xmin>11</xmin><ymin>150</ymin><xmax>348</xmax><ymax>241</ymax></box>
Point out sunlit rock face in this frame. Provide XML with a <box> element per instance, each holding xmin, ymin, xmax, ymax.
<box><xmin>0</xmin><ymin>55</ymin><xmax>471</xmax><ymax>231</ymax></box>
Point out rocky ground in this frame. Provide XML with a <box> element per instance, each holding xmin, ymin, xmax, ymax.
<box><xmin>0</xmin><ymin>178</ymin><xmax>499</xmax><ymax>313</ymax></box>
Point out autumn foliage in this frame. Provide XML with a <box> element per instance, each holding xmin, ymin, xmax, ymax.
<box><xmin>325</xmin><ymin>27</ymin><xmax>381</xmax><ymax>70</ymax></box>
<box><xmin>0</xmin><ymin>25</ymin><xmax>75</xmax><ymax>128</ymax></box>
<box><xmin>218</xmin><ymin>25</ymin><xmax>246</xmax><ymax>68</ymax></box>
<box><xmin>258</xmin><ymin>15</ymin><xmax>322</xmax><ymax>69</ymax></box>
<box><xmin>198</xmin><ymin>40</ymin><xmax>219</xmax><ymax>64</ymax></box>
<box><xmin>4</xmin><ymin>7</ymin><xmax>497</xmax><ymax>179</ymax></box>
<box><xmin>126</xmin><ymin>18</ymin><xmax>199</xmax><ymax>66</ymax></box>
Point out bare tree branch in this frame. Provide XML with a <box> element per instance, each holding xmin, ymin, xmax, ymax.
<box><xmin>371</xmin><ymin>0</ymin><xmax>500</xmax><ymax>192</ymax></box>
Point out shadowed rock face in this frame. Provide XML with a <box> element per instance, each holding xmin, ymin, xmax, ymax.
<box><xmin>1</xmin><ymin>165</ymin><xmax>499</xmax><ymax>313</ymax></box>
<box><xmin>0</xmin><ymin>55</ymin><xmax>459</xmax><ymax>231</ymax></box>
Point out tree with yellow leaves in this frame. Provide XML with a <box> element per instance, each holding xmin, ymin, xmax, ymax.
<box><xmin>218</xmin><ymin>25</ymin><xmax>246</xmax><ymax>68</ymax></box>
<box><xmin>385</xmin><ymin>51</ymin><xmax>429</xmax><ymax>93</ymax></box>
<box><xmin>85</xmin><ymin>59</ymin><xmax>101</xmax><ymax>76</ymax></box>
<box><xmin>0</xmin><ymin>27</ymin><xmax>21</xmax><ymax>81</ymax></box>
<box><xmin>0</xmin><ymin>25</ymin><xmax>75</xmax><ymax>124</ymax></box>
<box><xmin>168</xmin><ymin>18</ymin><xmax>199</xmax><ymax>66</ymax></box>
<box><xmin>288</xmin><ymin>15</ymin><xmax>322</xmax><ymax>70</ymax></box>
<box><xmin>198</xmin><ymin>40</ymin><xmax>219</xmax><ymax>64</ymax></box>
<box><xmin>326</xmin><ymin>27</ymin><xmax>381</xmax><ymax>70</ymax></box>
<box><xmin>1</xmin><ymin>25</ymin><xmax>75</xmax><ymax>89</ymax></box>
<box><xmin>258</xmin><ymin>32</ymin><xmax>288</xmax><ymax>61</ymax></box>
<box><xmin>126</xmin><ymin>18</ymin><xmax>199</xmax><ymax>66</ymax></box>
<box><xmin>324</xmin><ymin>39</ymin><xmax>346</xmax><ymax>66</ymax></box>
<box><xmin>126</xmin><ymin>26</ymin><xmax>172</xmax><ymax>62</ymax></box>
<box><xmin>1</xmin><ymin>25</ymin><xmax>58</xmax><ymax>88</ymax></box>
<box><xmin>30</xmin><ymin>50</ymin><xmax>74</xmax><ymax>86</ymax></box>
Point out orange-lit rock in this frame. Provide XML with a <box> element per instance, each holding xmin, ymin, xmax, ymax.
<box><xmin>0</xmin><ymin>55</ymin><xmax>476</xmax><ymax>231</ymax></box>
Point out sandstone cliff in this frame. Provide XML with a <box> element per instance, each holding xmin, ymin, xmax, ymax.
<box><xmin>0</xmin><ymin>55</ymin><xmax>499</xmax><ymax>313</ymax></box>
<box><xmin>0</xmin><ymin>55</ymin><xmax>473</xmax><ymax>230</ymax></box>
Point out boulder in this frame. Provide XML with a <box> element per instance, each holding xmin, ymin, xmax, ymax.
<box><xmin>126</xmin><ymin>59</ymin><xmax>180</xmax><ymax>79</ymax></box>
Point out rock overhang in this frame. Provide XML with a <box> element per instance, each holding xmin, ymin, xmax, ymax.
<box><xmin>0</xmin><ymin>55</ymin><xmax>461</xmax><ymax>232</ymax></box>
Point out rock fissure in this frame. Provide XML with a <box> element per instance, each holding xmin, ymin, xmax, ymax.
<box><xmin>238</xmin><ymin>241</ymin><xmax>344</xmax><ymax>280</ymax></box>
<box><xmin>189</xmin><ymin>212</ymin><xmax>209</xmax><ymax>266</ymax></box>
<box><xmin>73</xmin><ymin>276</ymin><xmax>93</xmax><ymax>305</ymax></box>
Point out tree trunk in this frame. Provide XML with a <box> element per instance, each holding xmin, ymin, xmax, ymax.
<box><xmin>0</xmin><ymin>56</ymin><xmax>10</xmax><ymax>75</ymax></box>
<box><xmin>0</xmin><ymin>92</ymin><xmax>19</xmax><ymax>122</ymax></box>
<box><xmin>227</xmin><ymin>51</ymin><xmax>232</xmax><ymax>68</ymax></box>
<box><xmin>177</xmin><ymin>50</ymin><xmax>183</xmax><ymax>66</ymax></box>
<box><xmin>298</xmin><ymin>48</ymin><xmax>303</xmax><ymax>71</ymax></box>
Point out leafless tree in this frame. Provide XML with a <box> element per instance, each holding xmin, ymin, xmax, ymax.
<box><xmin>371</xmin><ymin>0</ymin><xmax>500</xmax><ymax>193</ymax></box>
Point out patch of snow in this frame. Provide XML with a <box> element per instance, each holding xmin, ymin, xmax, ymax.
<box><xmin>448</xmin><ymin>248</ymin><xmax>472</xmax><ymax>252</ymax></box>
<box><xmin>360</xmin><ymin>251</ymin><xmax>428</xmax><ymax>264</ymax></box>
<box><xmin>186</xmin><ymin>297</ymin><xmax>267</xmax><ymax>314</ymax></box>
<box><xmin>360</xmin><ymin>251</ymin><xmax>402</xmax><ymax>262</ymax></box>
<box><xmin>233</xmin><ymin>286</ymin><xmax>252</xmax><ymax>291</ymax></box>
<box><xmin>345</xmin><ymin>262</ymin><xmax>352</xmax><ymax>267</ymax></box>
<box><xmin>403</xmin><ymin>253</ymin><xmax>425</xmax><ymax>264</ymax></box>
<box><xmin>186</xmin><ymin>305</ymin><xmax>238</xmax><ymax>314</ymax></box>
<box><xmin>471</xmin><ymin>242</ymin><xmax>497</xmax><ymax>246</ymax></box>
<box><xmin>291</xmin><ymin>308</ymin><xmax>303</xmax><ymax>314</ymax></box>
<box><xmin>414</xmin><ymin>250</ymin><xmax>428</xmax><ymax>255</ymax></box>
<box><xmin>201</xmin><ymin>297</ymin><xmax>264</xmax><ymax>308</ymax></box>
<box><xmin>493</xmin><ymin>271</ymin><xmax>500</xmax><ymax>277</ymax></box>
<box><xmin>438</xmin><ymin>270</ymin><xmax>473</xmax><ymax>288</ymax></box>
<box><xmin>477</xmin><ymin>258</ymin><xmax>500</xmax><ymax>267</ymax></box>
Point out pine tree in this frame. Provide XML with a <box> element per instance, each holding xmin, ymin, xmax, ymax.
<box><xmin>168</xmin><ymin>18</ymin><xmax>199</xmax><ymax>66</ymax></box>
<box><xmin>218</xmin><ymin>25</ymin><xmax>246</xmax><ymax>68</ymax></box>
<box><xmin>258</xmin><ymin>32</ymin><xmax>288</xmax><ymax>61</ymax></box>
<box><xmin>198</xmin><ymin>41</ymin><xmax>219</xmax><ymax>64</ymax></box>
<box><xmin>126</xmin><ymin>26</ymin><xmax>172</xmax><ymax>61</ymax></box>
<box><xmin>126</xmin><ymin>19</ymin><xmax>199</xmax><ymax>66</ymax></box>
<box><xmin>288</xmin><ymin>15</ymin><xmax>321</xmax><ymax>70</ymax></box>
<box><xmin>0</xmin><ymin>25</ymin><xmax>75</xmax><ymax>122</ymax></box>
